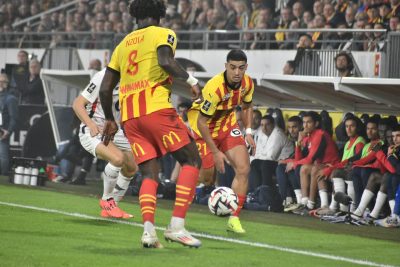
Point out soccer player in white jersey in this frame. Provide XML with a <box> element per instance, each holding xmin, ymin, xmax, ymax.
<box><xmin>73</xmin><ymin>68</ymin><xmax>138</xmax><ymax>219</ymax></box>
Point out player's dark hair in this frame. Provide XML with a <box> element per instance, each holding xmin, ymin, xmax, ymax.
<box><xmin>303</xmin><ymin>111</ymin><xmax>322</xmax><ymax>128</ymax></box>
<box><xmin>288</xmin><ymin>115</ymin><xmax>302</xmax><ymax>125</ymax></box>
<box><xmin>392</xmin><ymin>124</ymin><xmax>400</xmax><ymax>132</ymax></box>
<box><xmin>129</xmin><ymin>0</ymin><xmax>166</xmax><ymax>22</ymax></box>
<box><xmin>227</xmin><ymin>49</ymin><xmax>247</xmax><ymax>62</ymax></box>
<box><xmin>344</xmin><ymin>113</ymin><xmax>366</xmax><ymax>138</ymax></box>
<box><xmin>367</xmin><ymin>117</ymin><xmax>380</xmax><ymax>128</ymax></box>
<box><xmin>262</xmin><ymin>114</ymin><xmax>275</xmax><ymax>124</ymax></box>
<box><xmin>253</xmin><ymin>109</ymin><xmax>262</xmax><ymax>119</ymax></box>
<box><xmin>335</xmin><ymin>51</ymin><xmax>354</xmax><ymax>72</ymax></box>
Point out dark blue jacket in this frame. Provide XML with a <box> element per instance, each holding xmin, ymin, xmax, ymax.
<box><xmin>0</xmin><ymin>90</ymin><xmax>18</xmax><ymax>134</ymax></box>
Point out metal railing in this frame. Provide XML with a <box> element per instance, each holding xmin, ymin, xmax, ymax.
<box><xmin>0</xmin><ymin>28</ymin><xmax>388</xmax><ymax>51</ymax></box>
<box><xmin>385</xmin><ymin>32</ymin><xmax>400</xmax><ymax>78</ymax></box>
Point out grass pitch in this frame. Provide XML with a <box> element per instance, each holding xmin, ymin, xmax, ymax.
<box><xmin>0</xmin><ymin>178</ymin><xmax>399</xmax><ymax>267</ymax></box>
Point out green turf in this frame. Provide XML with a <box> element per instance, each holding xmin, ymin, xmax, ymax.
<box><xmin>0</xmin><ymin>183</ymin><xmax>399</xmax><ymax>267</ymax></box>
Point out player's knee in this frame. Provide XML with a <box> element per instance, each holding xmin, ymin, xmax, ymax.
<box><xmin>331</xmin><ymin>169</ymin><xmax>346</xmax><ymax>179</ymax></box>
<box><xmin>236</xmin><ymin>164</ymin><xmax>250</xmax><ymax>178</ymax></box>
<box><xmin>186</xmin><ymin>153</ymin><xmax>202</xmax><ymax>169</ymax></box>
<box><xmin>300</xmin><ymin>165</ymin><xmax>310</xmax><ymax>176</ymax></box>
<box><xmin>369</xmin><ymin>173</ymin><xmax>382</xmax><ymax>186</ymax></box>
<box><xmin>109</xmin><ymin>153</ymin><xmax>124</xmax><ymax>167</ymax></box>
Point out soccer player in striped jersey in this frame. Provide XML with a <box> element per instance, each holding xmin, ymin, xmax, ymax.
<box><xmin>73</xmin><ymin>68</ymin><xmax>138</xmax><ymax>219</ymax></box>
<box><xmin>188</xmin><ymin>49</ymin><xmax>256</xmax><ymax>234</ymax></box>
<box><xmin>99</xmin><ymin>0</ymin><xmax>202</xmax><ymax>248</ymax></box>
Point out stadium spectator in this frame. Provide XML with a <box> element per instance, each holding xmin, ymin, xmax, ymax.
<box><xmin>335</xmin><ymin>51</ymin><xmax>354</xmax><ymax>77</ymax></box>
<box><xmin>20</xmin><ymin>59</ymin><xmax>45</xmax><ymax>105</ymax></box>
<box><xmin>345</xmin><ymin>6</ymin><xmax>356</xmax><ymax>28</ymax></box>
<box><xmin>292</xmin><ymin>1</ymin><xmax>304</xmax><ymax>25</ymax></box>
<box><xmin>313</xmin><ymin>1</ymin><xmax>324</xmax><ymax>17</ymax></box>
<box><xmin>283</xmin><ymin>60</ymin><xmax>296</xmax><ymax>75</ymax></box>
<box><xmin>390</xmin><ymin>0</ymin><xmax>400</xmax><ymax>18</ymax></box>
<box><xmin>10</xmin><ymin>50</ymin><xmax>29</xmax><ymax>100</ymax></box>
<box><xmin>0</xmin><ymin>73</ymin><xmax>18</xmax><ymax>175</ymax></box>
<box><xmin>275</xmin><ymin>7</ymin><xmax>293</xmax><ymax>47</ymax></box>
<box><xmin>389</xmin><ymin>16</ymin><xmax>399</xmax><ymax>31</ymax></box>
<box><xmin>279</xmin><ymin>19</ymin><xmax>300</xmax><ymax>49</ymax></box>
<box><xmin>312</xmin><ymin>14</ymin><xmax>326</xmax><ymax>49</ymax></box>
<box><xmin>302</xmin><ymin>10</ymin><xmax>314</xmax><ymax>27</ymax></box>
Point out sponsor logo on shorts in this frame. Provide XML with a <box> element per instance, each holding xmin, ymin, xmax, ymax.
<box><xmin>230</xmin><ymin>128</ymin><xmax>242</xmax><ymax>137</ymax></box>
<box><xmin>162</xmin><ymin>131</ymin><xmax>181</xmax><ymax>148</ymax></box>
<box><xmin>131</xmin><ymin>143</ymin><xmax>145</xmax><ymax>157</ymax></box>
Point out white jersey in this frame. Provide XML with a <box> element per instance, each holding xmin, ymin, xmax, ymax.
<box><xmin>78</xmin><ymin>68</ymin><xmax>131</xmax><ymax>155</ymax></box>
<box><xmin>80</xmin><ymin>68</ymin><xmax>120</xmax><ymax>127</ymax></box>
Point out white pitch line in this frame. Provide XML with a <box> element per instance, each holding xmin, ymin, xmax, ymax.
<box><xmin>0</xmin><ymin>201</ymin><xmax>397</xmax><ymax>267</ymax></box>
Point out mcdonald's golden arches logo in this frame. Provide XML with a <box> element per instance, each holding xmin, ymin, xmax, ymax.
<box><xmin>162</xmin><ymin>131</ymin><xmax>181</xmax><ymax>148</ymax></box>
<box><xmin>131</xmin><ymin>143</ymin><xmax>145</xmax><ymax>157</ymax></box>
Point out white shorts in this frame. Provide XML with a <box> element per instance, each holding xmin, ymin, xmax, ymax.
<box><xmin>79</xmin><ymin>126</ymin><xmax>131</xmax><ymax>157</ymax></box>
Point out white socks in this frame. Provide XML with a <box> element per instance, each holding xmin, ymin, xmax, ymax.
<box><xmin>144</xmin><ymin>221</ymin><xmax>155</xmax><ymax>233</ymax></box>
<box><xmin>170</xmin><ymin>217</ymin><xmax>185</xmax><ymax>230</ymax></box>
<box><xmin>102</xmin><ymin>163</ymin><xmax>121</xmax><ymax>200</ymax></box>
<box><xmin>370</xmin><ymin>191</ymin><xmax>387</xmax><ymax>219</ymax></box>
<box><xmin>353</xmin><ymin>190</ymin><xmax>374</xmax><ymax>217</ymax></box>
<box><xmin>113</xmin><ymin>173</ymin><xmax>133</xmax><ymax>202</ymax></box>
<box><xmin>389</xmin><ymin>199</ymin><xmax>395</xmax><ymax>215</ymax></box>
<box><xmin>345</xmin><ymin>181</ymin><xmax>356</xmax><ymax>212</ymax></box>
<box><xmin>333</xmin><ymin>178</ymin><xmax>347</xmax><ymax>212</ymax></box>
<box><xmin>319</xmin><ymin>190</ymin><xmax>329</xmax><ymax>208</ymax></box>
<box><xmin>294</xmin><ymin>189</ymin><xmax>302</xmax><ymax>204</ymax></box>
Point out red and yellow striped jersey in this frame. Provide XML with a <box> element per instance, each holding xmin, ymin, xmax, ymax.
<box><xmin>108</xmin><ymin>26</ymin><xmax>177</xmax><ymax>121</ymax></box>
<box><xmin>188</xmin><ymin>72</ymin><xmax>254</xmax><ymax>138</ymax></box>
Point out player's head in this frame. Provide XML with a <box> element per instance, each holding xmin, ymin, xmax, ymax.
<box><xmin>344</xmin><ymin>113</ymin><xmax>364</xmax><ymax>138</ymax></box>
<box><xmin>225</xmin><ymin>49</ymin><xmax>248</xmax><ymax>86</ymax></box>
<box><xmin>287</xmin><ymin>116</ymin><xmax>302</xmax><ymax>139</ymax></box>
<box><xmin>366</xmin><ymin>117</ymin><xmax>380</xmax><ymax>140</ymax></box>
<box><xmin>129</xmin><ymin>0</ymin><xmax>166</xmax><ymax>24</ymax></box>
<box><xmin>302</xmin><ymin>111</ymin><xmax>321</xmax><ymax>133</ymax></box>
<box><xmin>392</xmin><ymin>124</ymin><xmax>400</xmax><ymax>146</ymax></box>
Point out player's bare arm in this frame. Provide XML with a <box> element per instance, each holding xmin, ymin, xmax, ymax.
<box><xmin>241</xmin><ymin>101</ymin><xmax>256</xmax><ymax>155</ymax></box>
<box><xmin>99</xmin><ymin>68</ymin><xmax>120</xmax><ymax>145</ymax></box>
<box><xmin>197</xmin><ymin>113</ymin><xmax>230</xmax><ymax>173</ymax></box>
<box><xmin>72</xmin><ymin>95</ymin><xmax>100</xmax><ymax>137</ymax></box>
<box><xmin>157</xmin><ymin>46</ymin><xmax>202</xmax><ymax>102</ymax></box>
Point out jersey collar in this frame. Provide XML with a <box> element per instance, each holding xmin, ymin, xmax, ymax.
<box><xmin>223</xmin><ymin>71</ymin><xmax>241</xmax><ymax>91</ymax></box>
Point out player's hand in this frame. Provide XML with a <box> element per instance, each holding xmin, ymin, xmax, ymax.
<box><xmin>285</xmin><ymin>161</ymin><xmax>294</xmax><ymax>172</ymax></box>
<box><xmin>101</xmin><ymin>120</ymin><xmax>118</xmax><ymax>146</ymax></box>
<box><xmin>191</xmin><ymin>84</ymin><xmax>202</xmax><ymax>104</ymax></box>
<box><xmin>298</xmin><ymin>131</ymin><xmax>306</xmax><ymax>143</ymax></box>
<box><xmin>88</xmin><ymin>122</ymin><xmax>100</xmax><ymax>137</ymax></box>
<box><xmin>245</xmin><ymin>133</ymin><xmax>256</xmax><ymax>156</ymax></box>
<box><xmin>213</xmin><ymin>150</ymin><xmax>230</xmax><ymax>174</ymax></box>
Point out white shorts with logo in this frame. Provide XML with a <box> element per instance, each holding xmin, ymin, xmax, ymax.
<box><xmin>79</xmin><ymin>126</ymin><xmax>131</xmax><ymax>157</ymax></box>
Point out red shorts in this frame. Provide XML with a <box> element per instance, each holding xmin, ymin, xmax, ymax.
<box><xmin>192</xmin><ymin>124</ymin><xmax>245</xmax><ymax>169</ymax></box>
<box><xmin>123</xmin><ymin>108</ymin><xmax>193</xmax><ymax>164</ymax></box>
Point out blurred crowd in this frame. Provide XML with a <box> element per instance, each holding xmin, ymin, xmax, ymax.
<box><xmin>0</xmin><ymin>0</ymin><xmax>399</xmax><ymax>50</ymax></box>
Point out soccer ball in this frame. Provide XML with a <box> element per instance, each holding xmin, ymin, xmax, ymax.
<box><xmin>208</xmin><ymin>187</ymin><xmax>238</xmax><ymax>216</ymax></box>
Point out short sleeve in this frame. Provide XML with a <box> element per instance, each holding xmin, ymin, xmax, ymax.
<box><xmin>154</xmin><ymin>28</ymin><xmax>177</xmax><ymax>53</ymax></box>
<box><xmin>80</xmin><ymin>70</ymin><xmax>104</xmax><ymax>103</ymax></box>
<box><xmin>243</xmin><ymin>76</ymin><xmax>254</xmax><ymax>103</ymax></box>
<box><xmin>199</xmin><ymin>82</ymin><xmax>220</xmax><ymax>117</ymax></box>
<box><xmin>108</xmin><ymin>42</ymin><xmax>122</xmax><ymax>72</ymax></box>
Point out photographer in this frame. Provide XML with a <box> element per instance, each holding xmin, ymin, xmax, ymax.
<box><xmin>0</xmin><ymin>73</ymin><xmax>18</xmax><ymax>175</ymax></box>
